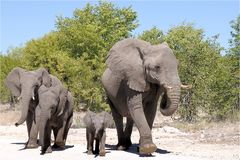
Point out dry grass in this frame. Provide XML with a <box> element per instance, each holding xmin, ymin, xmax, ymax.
<box><xmin>168</xmin><ymin>120</ymin><xmax>213</xmax><ymax>132</ymax></box>
<box><xmin>168</xmin><ymin>116</ymin><xmax>240</xmax><ymax>133</ymax></box>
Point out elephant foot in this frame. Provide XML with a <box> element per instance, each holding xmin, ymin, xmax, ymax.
<box><xmin>46</xmin><ymin>146</ymin><xmax>52</xmax><ymax>153</ymax></box>
<box><xmin>41</xmin><ymin>146</ymin><xmax>52</xmax><ymax>155</ymax></box>
<box><xmin>125</xmin><ymin>137</ymin><xmax>132</xmax><ymax>149</ymax></box>
<box><xmin>87</xmin><ymin>150</ymin><xmax>93</xmax><ymax>155</ymax></box>
<box><xmin>116</xmin><ymin>142</ymin><xmax>126</xmax><ymax>151</ymax></box>
<box><xmin>116</xmin><ymin>138</ymin><xmax>132</xmax><ymax>150</ymax></box>
<box><xmin>99</xmin><ymin>150</ymin><xmax>106</xmax><ymax>156</ymax></box>
<box><xmin>52</xmin><ymin>142</ymin><xmax>65</xmax><ymax>150</ymax></box>
<box><xmin>117</xmin><ymin>145</ymin><xmax>126</xmax><ymax>151</ymax></box>
<box><xmin>138</xmin><ymin>143</ymin><xmax>157</xmax><ymax>154</ymax></box>
<box><xmin>26</xmin><ymin>142</ymin><xmax>38</xmax><ymax>149</ymax></box>
<box><xmin>94</xmin><ymin>149</ymin><xmax>100</xmax><ymax>154</ymax></box>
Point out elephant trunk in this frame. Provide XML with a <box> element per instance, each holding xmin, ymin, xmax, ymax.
<box><xmin>94</xmin><ymin>132</ymin><xmax>98</xmax><ymax>139</ymax></box>
<box><xmin>160</xmin><ymin>86</ymin><xmax>180</xmax><ymax>116</ymax></box>
<box><xmin>39</xmin><ymin>111</ymin><xmax>50</xmax><ymax>154</ymax></box>
<box><xmin>15</xmin><ymin>90</ymin><xmax>33</xmax><ymax>126</ymax></box>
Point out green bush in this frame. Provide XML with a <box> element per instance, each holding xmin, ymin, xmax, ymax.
<box><xmin>0</xmin><ymin>2</ymin><xmax>238</xmax><ymax>121</ymax></box>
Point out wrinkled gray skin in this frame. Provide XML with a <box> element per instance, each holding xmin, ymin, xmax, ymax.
<box><xmin>5</xmin><ymin>67</ymin><xmax>62</xmax><ymax>148</ymax></box>
<box><xmin>38</xmin><ymin>85</ymin><xmax>73</xmax><ymax>154</ymax></box>
<box><xmin>83</xmin><ymin>110</ymin><xmax>113</xmax><ymax>156</ymax></box>
<box><xmin>102</xmin><ymin>38</ymin><xmax>184</xmax><ymax>154</ymax></box>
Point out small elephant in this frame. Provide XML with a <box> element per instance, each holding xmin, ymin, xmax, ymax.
<box><xmin>83</xmin><ymin>110</ymin><xmax>113</xmax><ymax>156</ymax></box>
<box><xmin>38</xmin><ymin>84</ymin><xmax>73</xmax><ymax>154</ymax></box>
<box><xmin>102</xmin><ymin>38</ymin><xmax>191</xmax><ymax>154</ymax></box>
<box><xmin>5</xmin><ymin>67</ymin><xmax>62</xmax><ymax>148</ymax></box>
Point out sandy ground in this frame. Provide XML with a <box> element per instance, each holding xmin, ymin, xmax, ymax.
<box><xmin>0</xmin><ymin>106</ymin><xmax>239</xmax><ymax>160</ymax></box>
<box><xmin>0</xmin><ymin>124</ymin><xmax>239</xmax><ymax>160</ymax></box>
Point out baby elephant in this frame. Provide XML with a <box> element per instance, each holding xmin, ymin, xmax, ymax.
<box><xmin>83</xmin><ymin>110</ymin><xmax>113</xmax><ymax>156</ymax></box>
<box><xmin>38</xmin><ymin>85</ymin><xmax>73</xmax><ymax>154</ymax></box>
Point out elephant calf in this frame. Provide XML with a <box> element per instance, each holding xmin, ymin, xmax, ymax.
<box><xmin>38</xmin><ymin>85</ymin><xmax>73</xmax><ymax>154</ymax></box>
<box><xmin>83</xmin><ymin>110</ymin><xmax>113</xmax><ymax>156</ymax></box>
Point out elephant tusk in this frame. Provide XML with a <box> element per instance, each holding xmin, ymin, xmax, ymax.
<box><xmin>181</xmin><ymin>84</ymin><xmax>192</xmax><ymax>89</ymax></box>
<box><xmin>32</xmin><ymin>96</ymin><xmax>35</xmax><ymax>100</ymax></box>
<box><xmin>164</xmin><ymin>85</ymin><xmax>172</xmax><ymax>89</ymax></box>
<box><xmin>17</xmin><ymin>96</ymin><xmax>22</xmax><ymax>101</ymax></box>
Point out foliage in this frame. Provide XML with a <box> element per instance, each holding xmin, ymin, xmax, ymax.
<box><xmin>138</xmin><ymin>26</ymin><xmax>164</xmax><ymax>44</ymax></box>
<box><xmin>139</xmin><ymin>23</ymin><xmax>236</xmax><ymax>121</ymax></box>
<box><xmin>56</xmin><ymin>1</ymin><xmax>138</xmax><ymax>58</ymax></box>
<box><xmin>224</xmin><ymin>15</ymin><xmax>240</xmax><ymax>113</ymax></box>
<box><xmin>0</xmin><ymin>2</ymin><xmax>238</xmax><ymax>121</ymax></box>
<box><xmin>0</xmin><ymin>48</ymin><xmax>25</xmax><ymax>102</ymax></box>
<box><xmin>54</xmin><ymin>1</ymin><xmax>138</xmax><ymax>111</ymax></box>
<box><xmin>1</xmin><ymin>1</ymin><xmax>137</xmax><ymax>111</ymax></box>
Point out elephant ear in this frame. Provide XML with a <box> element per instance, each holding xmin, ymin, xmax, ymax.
<box><xmin>5</xmin><ymin>67</ymin><xmax>26</xmax><ymax>97</ymax></box>
<box><xmin>35</xmin><ymin>68</ymin><xmax>51</xmax><ymax>87</ymax></box>
<box><xmin>106</xmin><ymin>38</ymin><xmax>151</xmax><ymax>92</ymax></box>
<box><xmin>66</xmin><ymin>91</ymin><xmax>74</xmax><ymax>114</ymax></box>
<box><xmin>50</xmin><ymin>75</ymin><xmax>62</xmax><ymax>87</ymax></box>
<box><xmin>83</xmin><ymin>110</ymin><xmax>95</xmax><ymax>127</ymax></box>
<box><xmin>57</xmin><ymin>86</ymin><xmax>68</xmax><ymax>116</ymax></box>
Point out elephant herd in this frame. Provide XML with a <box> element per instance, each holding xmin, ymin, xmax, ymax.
<box><xmin>5</xmin><ymin>67</ymin><xmax>73</xmax><ymax>154</ymax></box>
<box><xmin>5</xmin><ymin>38</ymin><xmax>191</xmax><ymax>156</ymax></box>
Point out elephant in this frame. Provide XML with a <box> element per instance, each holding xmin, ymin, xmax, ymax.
<box><xmin>83</xmin><ymin>110</ymin><xmax>113</xmax><ymax>156</ymax></box>
<box><xmin>5</xmin><ymin>67</ymin><xmax>62</xmax><ymax>148</ymax></box>
<box><xmin>101</xmin><ymin>38</ymin><xmax>191</xmax><ymax>154</ymax></box>
<box><xmin>38</xmin><ymin>84</ymin><xmax>73</xmax><ymax>154</ymax></box>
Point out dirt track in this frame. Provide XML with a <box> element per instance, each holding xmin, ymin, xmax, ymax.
<box><xmin>0</xmin><ymin>124</ymin><xmax>239</xmax><ymax>160</ymax></box>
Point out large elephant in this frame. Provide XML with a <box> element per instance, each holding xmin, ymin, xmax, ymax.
<box><xmin>102</xmin><ymin>38</ymin><xmax>190</xmax><ymax>154</ymax></box>
<box><xmin>5</xmin><ymin>67</ymin><xmax>62</xmax><ymax>148</ymax></box>
<box><xmin>38</xmin><ymin>85</ymin><xmax>73</xmax><ymax>154</ymax></box>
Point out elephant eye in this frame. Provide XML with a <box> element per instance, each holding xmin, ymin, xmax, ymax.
<box><xmin>34</xmin><ymin>84</ymin><xmax>39</xmax><ymax>88</ymax></box>
<box><xmin>155</xmin><ymin>65</ymin><xmax>160</xmax><ymax>70</ymax></box>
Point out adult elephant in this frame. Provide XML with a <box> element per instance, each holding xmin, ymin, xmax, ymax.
<box><xmin>102</xmin><ymin>38</ymin><xmax>190</xmax><ymax>154</ymax></box>
<box><xmin>5</xmin><ymin>67</ymin><xmax>62</xmax><ymax>148</ymax></box>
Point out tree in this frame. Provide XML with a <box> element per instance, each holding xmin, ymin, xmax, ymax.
<box><xmin>0</xmin><ymin>48</ymin><xmax>25</xmax><ymax>104</ymax></box>
<box><xmin>52</xmin><ymin>1</ymin><xmax>138</xmax><ymax>111</ymax></box>
<box><xmin>138</xmin><ymin>26</ymin><xmax>164</xmax><ymax>44</ymax></box>
<box><xmin>23</xmin><ymin>32</ymin><xmax>83</xmax><ymax>110</ymax></box>
<box><xmin>19</xmin><ymin>1</ymin><xmax>138</xmax><ymax>111</ymax></box>
<box><xmin>164</xmin><ymin>24</ymin><xmax>224</xmax><ymax>121</ymax></box>
<box><xmin>225</xmin><ymin>15</ymin><xmax>240</xmax><ymax>112</ymax></box>
<box><xmin>56</xmin><ymin>1</ymin><xmax>138</xmax><ymax>58</ymax></box>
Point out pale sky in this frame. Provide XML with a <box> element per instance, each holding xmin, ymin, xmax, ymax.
<box><xmin>1</xmin><ymin>0</ymin><xmax>239</xmax><ymax>54</ymax></box>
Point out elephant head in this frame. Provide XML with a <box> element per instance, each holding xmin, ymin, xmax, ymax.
<box><xmin>83</xmin><ymin>110</ymin><xmax>113</xmax><ymax>139</ymax></box>
<box><xmin>107</xmin><ymin>38</ymin><xmax>190</xmax><ymax>116</ymax></box>
<box><xmin>38</xmin><ymin>85</ymin><xmax>68</xmax><ymax>153</ymax></box>
<box><xmin>139</xmin><ymin>42</ymin><xmax>182</xmax><ymax>116</ymax></box>
<box><xmin>5</xmin><ymin>67</ymin><xmax>51</xmax><ymax>126</ymax></box>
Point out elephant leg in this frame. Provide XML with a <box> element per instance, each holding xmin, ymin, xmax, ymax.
<box><xmin>99</xmin><ymin>131</ymin><xmax>106</xmax><ymax>156</ymax></box>
<box><xmin>127</xmin><ymin>92</ymin><xmax>157</xmax><ymax>154</ymax></box>
<box><xmin>53</xmin><ymin>122</ymin><xmax>66</xmax><ymax>149</ymax></box>
<box><xmin>123</xmin><ymin>117</ymin><xmax>133</xmax><ymax>150</ymax></box>
<box><xmin>62</xmin><ymin>114</ymin><xmax>73</xmax><ymax>145</ymax></box>
<box><xmin>108</xmin><ymin>99</ymin><xmax>124</xmax><ymax>150</ymax></box>
<box><xmin>144</xmin><ymin>101</ymin><xmax>158</xmax><ymax>130</ymax></box>
<box><xmin>94</xmin><ymin>139</ymin><xmax>100</xmax><ymax>154</ymax></box>
<box><xmin>26</xmin><ymin>110</ymin><xmax>38</xmax><ymax>148</ymax></box>
<box><xmin>41</xmin><ymin>125</ymin><xmax>52</xmax><ymax>154</ymax></box>
<box><xmin>87</xmin><ymin>130</ymin><xmax>94</xmax><ymax>155</ymax></box>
